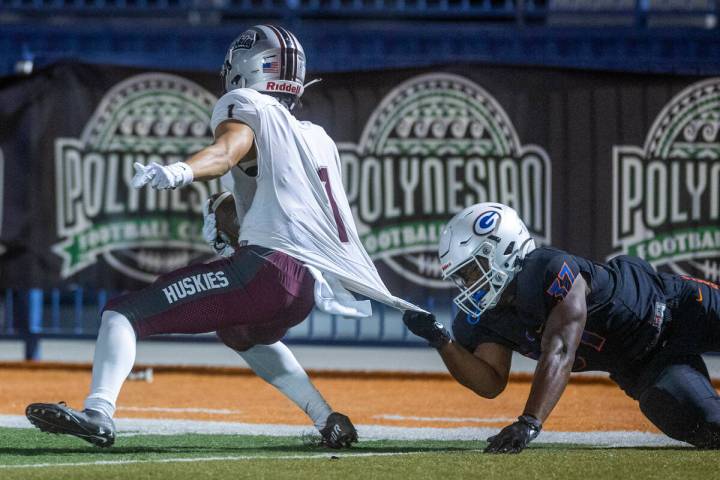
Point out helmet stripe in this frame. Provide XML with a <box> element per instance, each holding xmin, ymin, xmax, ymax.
<box><xmin>266</xmin><ymin>25</ymin><xmax>288</xmax><ymax>80</ymax></box>
<box><xmin>282</xmin><ymin>27</ymin><xmax>296</xmax><ymax>81</ymax></box>
<box><xmin>275</xmin><ymin>26</ymin><xmax>295</xmax><ymax>81</ymax></box>
<box><xmin>288</xmin><ymin>31</ymin><xmax>300</xmax><ymax>80</ymax></box>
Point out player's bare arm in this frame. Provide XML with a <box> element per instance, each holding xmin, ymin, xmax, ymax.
<box><xmin>483</xmin><ymin>273</ymin><xmax>588</xmax><ymax>454</ymax></box>
<box><xmin>402</xmin><ymin>310</ymin><xmax>511</xmax><ymax>398</ymax></box>
<box><xmin>131</xmin><ymin>120</ymin><xmax>255</xmax><ymax>190</ymax></box>
<box><xmin>437</xmin><ymin>341</ymin><xmax>511</xmax><ymax>399</ymax></box>
<box><xmin>523</xmin><ymin>273</ymin><xmax>588</xmax><ymax>422</ymax></box>
<box><xmin>186</xmin><ymin>121</ymin><xmax>256</xmax><ymax>181</ymax></box>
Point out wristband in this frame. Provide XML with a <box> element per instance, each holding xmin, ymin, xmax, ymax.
<box><xmin>169</xmin><ymin>162</ymin><xmax>194</xmax><ymax>188</ymax></box>
<box><xmin>519</xmin><ymin>414</ymin><xmax>542</xmax><ymax>433</ymax></box>
<box><xmin>428</xmin><ymin>326</ymin><xmax>452</xmax><ymax>350</ymax></box>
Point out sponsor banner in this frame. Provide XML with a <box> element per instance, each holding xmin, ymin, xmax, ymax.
<box><xmin>612</xmin><ymin>78</ymin><xmax>720</xmax><ymax>278</ymax></box>
<box><xmin>52</xmin><ymin>73</ymin><xmax>222</xmax><ymax>283</ymax></box>
<box><xmin>0</xmin><ymin>62</ymin><xmax>715</xmax><ymax>302</ymax></box>
<box><xmin>0</xmin><ymin>64</ymin><xmax>222</xmax><ymax>290</ymax></box>
<box><xmin>338</xmin><ymin>73</ymin><xmax>551</xmax><ymax>289</ymax></box>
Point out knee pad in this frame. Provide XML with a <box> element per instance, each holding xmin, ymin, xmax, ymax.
<box><xmin>216</xmin><ymin>325</ymin><xmax>255</xmax><ymax>352</ymax></box>
<box><xmin>217</xmin><ymin>323</ymin><xmax>290</xmax><ymax>352</ymax></box>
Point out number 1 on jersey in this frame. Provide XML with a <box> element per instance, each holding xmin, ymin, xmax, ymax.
<box><xmin>317</xmin><ymin>167</ymin><xmax>349</xmax><ymax>243</ymax></box>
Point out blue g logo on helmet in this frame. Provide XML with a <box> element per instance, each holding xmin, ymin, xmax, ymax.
<box><xmin>473</xmin><ymin>211</ymin><xmax>500</xmax><ymax>235</ymax></box>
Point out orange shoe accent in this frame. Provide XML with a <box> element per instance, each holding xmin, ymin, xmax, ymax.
<box><xmin>697</xmin><ymin>287</ymin><xmax>703</xmax><ymax>303</ymax></box>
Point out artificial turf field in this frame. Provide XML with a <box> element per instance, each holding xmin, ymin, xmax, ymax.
<box><xmin>1</xmin><ymin>427</ymin><xmax>718</xmax><ymax>480</ymax></box>
<box><xmin>4</xmin><ymin>365</ymin><xmax>720</xmax><ymax>478</ymax></box>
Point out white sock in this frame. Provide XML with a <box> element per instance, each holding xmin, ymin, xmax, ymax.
<box><xmin>83</xmin><ymin>310</ymin><xmax>137</xmax><ymax>418</ymax></box>
<box><xmin>237</xmin><ymin>342</ymin><xmax>333</xmax><ymax>431</ymax></box>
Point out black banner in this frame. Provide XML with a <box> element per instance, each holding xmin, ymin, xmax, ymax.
<box><xmin>0</xmin><ymin>62</ymin><xmax>717</xmax><ymax>307</ymax></box>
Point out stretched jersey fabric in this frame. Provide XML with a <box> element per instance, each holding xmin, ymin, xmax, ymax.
<box><xmin>452</xmin><ymin>247</ymin><xmax>682</xmax><ymax>375</ymax></box>
<box><xmin>211</xmin><ymin>89</ymin><xmax>424</xmax><ymax>315</ymax></box>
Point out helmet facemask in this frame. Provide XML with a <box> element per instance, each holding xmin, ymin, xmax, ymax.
<box><xmin>438</xmin><ymin>203</ymin><xmax>536</xmax><ymax>319</ymax></box>
<box><xmin>220</xmin><ymin>59</ymin><xmax>241</xmax><ymax>95</ymax></box>
<box><xmin>445</xmin><ymin>241</ymin><xmax>509</xmax><ymax>318</ymax></box>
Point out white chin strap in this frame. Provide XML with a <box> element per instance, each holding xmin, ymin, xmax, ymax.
<box><xmin>303</xmin><ymin>78</ymin><xmax>322</xmax><ymax>89</ymax></box>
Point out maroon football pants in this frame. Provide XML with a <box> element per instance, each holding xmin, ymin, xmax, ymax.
<box><xmin>103</xmin><ymin>245</ymin><xmax>315</xmax><ymax>349</ymax></box>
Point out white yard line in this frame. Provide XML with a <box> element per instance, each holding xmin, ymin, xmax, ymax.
<box><xmin>118</xmin><ymin>407</ymin><xmax>242</xmax><ymax>415</ymax></box>
<box><xmin>1</xmin><ymin>450</ymin><xmax>477</xmax><ymax>470</ymax></box>
<box><xmin>0</xmin><ymin>414</ymin><xmax>688</xmax><ymax>448</ymax></box>
<box><xmin>374</xmin><ymin>414</ymin><xmax>514</xmax><ymax>423</ymax></box>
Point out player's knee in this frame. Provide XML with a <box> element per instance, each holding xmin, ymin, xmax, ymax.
<box><xmin>217</xmin><ymin>326</ymin><xmax>255</xmax><ymax>352</ymax></box>
<box><xmin>218</xmin><ymin>323</ymin><xmax>290</xmax><ymax>352</ymax></box>
<box><xmin>639</xmin><ymin>386</ymin><xmax>693</xmax><ymax>443</ymax></box>
<box><xmin>640</xmin><ymin>379</ymin><xmax>720</xmax><ymax>448</ymax></box>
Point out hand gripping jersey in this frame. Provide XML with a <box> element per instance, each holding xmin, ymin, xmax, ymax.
<box><xmin>452</xmin><ymin>247</ymin><xmax>679</xmax><ymax>375</ymax></box>
<box><xmin>211</xmin><ymin>89</ymin><xmax>425</xmax><ymax>315</ymax></box>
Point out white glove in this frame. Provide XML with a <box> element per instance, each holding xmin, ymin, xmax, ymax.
<box><xmin>202</xmin><ymin>196</ymin><xmax>236</xmax><ymax>258</ymax></box>
<box><xmin>131</xmin><ymin>162</ymin><xmax>194</xmax><ymax>190</ymax></box>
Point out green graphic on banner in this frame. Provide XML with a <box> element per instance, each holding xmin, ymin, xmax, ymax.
<box><xmin>56</xmin><ymin>216</ymin><xmax>206</xmax><ymax>273</ymax></box>
<box><xmin>627</xmin><ymin>227</ymin><xmax>720</xmax><ymax>263</ymax></box>
<box><xmin>53</xmin><ymin>74</ymin><xmax>221</xmax><ymax>282</ymax></box>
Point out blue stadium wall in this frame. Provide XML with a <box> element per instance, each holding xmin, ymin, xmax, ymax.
<box><xmin>1</xmin><ymin>2</ymin><xmax>719</xmax><ymax>76</ymax></box>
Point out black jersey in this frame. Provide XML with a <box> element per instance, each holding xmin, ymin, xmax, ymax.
<box><xmin>452</xmin><ymin>247</ymin><xmax>677</xmax><ymax>374</ymax></box>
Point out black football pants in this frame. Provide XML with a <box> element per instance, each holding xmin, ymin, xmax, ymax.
<box><xmin>638</xmin><ymin>355</ymin><xmax>720</xmax><ymax>448</ymax></box>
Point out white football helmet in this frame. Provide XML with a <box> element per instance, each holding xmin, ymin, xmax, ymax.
<box><xmin>438</xmin><ymin>203</ymin><xmax>536</xmax><ymax>317</ymax></box>
<box><xmin>221</xmin><ymin>24</ymin><xmax>306</xmax><ymax>109</ymax></box>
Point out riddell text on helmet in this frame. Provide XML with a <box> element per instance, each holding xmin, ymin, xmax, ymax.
<box><xmin>265</xmin><ymin>82</ymin><xmax>301</xmax><ymax>94</ymax></box>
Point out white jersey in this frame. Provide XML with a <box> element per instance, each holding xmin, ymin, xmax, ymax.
<box><xmin>211</xmin><ymin>89</ymin><xmax>425</xmax><ymax>315</ymax></box>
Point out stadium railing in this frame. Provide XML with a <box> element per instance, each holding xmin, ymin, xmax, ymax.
<box><xmin>0</xmin><ymin>288</ymin><xmax>454</xmax><ymax>359</ymax></box>
<box><xmin>1</xmin><ymin>0</ymin><xmax>718</xmax><ymax>77</ymax></box>
<box><xmin>0</xmin><ymin>0</ymin><xmax>716</xmax><ymax>24</ymax></box>
<box><xmin>0</xmin><ymin>0</ymin><xmax>521</xmax><ymax>18</ymax></box>
<box><xmin>3</xmin><ymin>20</ymin><xmax>718</xmax><ymax>80</ymax></box>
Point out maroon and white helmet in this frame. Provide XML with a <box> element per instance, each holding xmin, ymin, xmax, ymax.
<box><xmin>221</xmin><ymin>25</ymin><xmax>306</xmax><ymax>108</ymax></box>
<box><xmin>438</xmin><ymin>203</ymin><xmax>536</xmax><ymax>317</ymax></box>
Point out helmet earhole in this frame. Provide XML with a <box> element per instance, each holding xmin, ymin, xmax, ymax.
<box><xmin>504</xmin><ymin>242</ymin><xmax>515</xmax><ymax>255</ymax></box>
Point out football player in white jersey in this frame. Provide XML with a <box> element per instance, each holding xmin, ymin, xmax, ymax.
<box><xmin>26</xmin><ymin>24</ymin><xmax>424</xmax><ymax>449</ymax></box>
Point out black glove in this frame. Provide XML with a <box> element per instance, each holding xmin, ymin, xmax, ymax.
<box><xmin>484</xmin><ymin>414</ymin><xmax>542</xmax><ymax>454</ymax></box>
<box><xmin>402</xmin><ymin>311</ymin><xmax>451</xmax><ymax>349</ymax></box>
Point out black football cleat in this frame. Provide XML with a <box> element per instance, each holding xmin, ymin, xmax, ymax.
<box><xmin>320</xmin><ymin>412</ymin><xmax>358</xmax><ymax>449</ymax></box>
<box><xmin>26</xmin><ymin>402</ymin><xmax>116</xmax><ymax>448</ymax></box>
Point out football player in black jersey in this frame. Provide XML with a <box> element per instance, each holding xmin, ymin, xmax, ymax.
<box><xmin>404</xmin><ymin>202</ymin><xmax>720</xmax><ymax>453</ymax></box>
